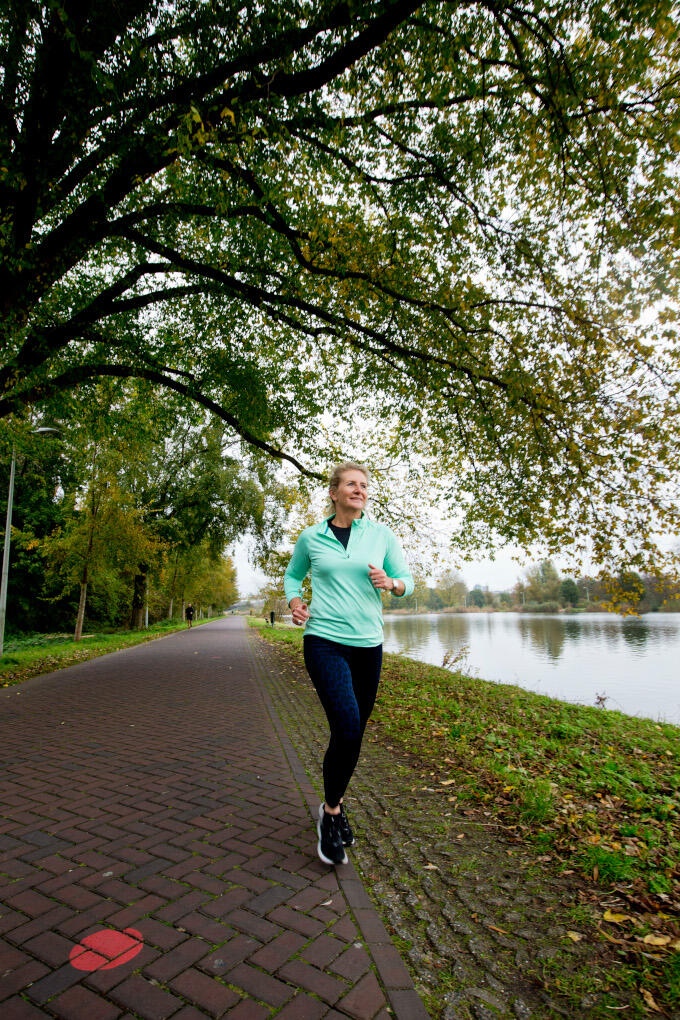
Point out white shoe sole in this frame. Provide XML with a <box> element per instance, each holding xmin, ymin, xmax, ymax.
<box><xmin>316</xmin><ymin>804</ymin><xmax>348</xmax><ymax>866</ymax></box>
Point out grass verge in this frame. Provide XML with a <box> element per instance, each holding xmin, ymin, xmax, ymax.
<box><xmin>250</xmin><ymin>618</ymin><xmax>680</xmax><ymax>1014</ymax></box>
<box><xmin>0</xmin><ymin>617</ymin><xmax>222</xmax><ymax>687</ymax></box>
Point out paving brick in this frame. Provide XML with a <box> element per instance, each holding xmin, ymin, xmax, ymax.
<box><xmin>110</xmin><ymin>974</ymin><xmax>183</xmax><ymax>1019</ymax></box>
<box><xmin>153</xmin><ymin>891</ymin><xmax>209</xmax><ymax>923</ymax></box>
<box><xmin>335</xmin><ymin>970</ymin><xmax>387</xmax><ymax>1020</ymax></box>
<box><xmin>11</xmin><ymin>909</ymin><xmax>77</xmax><ymax>946</ymax></box>
<box><xmin>227</xmin><ymin>962</ymin><xmax>295</xmax><ymax>1007</ymax></box>
<box><xmin>181</xmin><ymin>871</ymin><xmax>229</xmax><ymax>895</ymax></box>
<box><xmin>274</xmin><ymin>994</ymin><xmax>328</xmax><ymax>1019</ymax></box>
<box><xmin>300</xmin><ymin>933</ymin><xmax>346</xmax><ymax>969</ymax></box>
<box><xmin>0</xmin><ymin>996</ymin><xmax>51</xmax><ymax>1018</ymax></box>
<box><xmin>330</xmin><ymin>944</ymin><xmax>372</xmax><ymax>982</ymax></box>
<box><xmin>198</xmin><ymin>934</ymin><xmax>260</xmax><ymax>976</ymax></box>
<box><xmin>25</xmin><ymin>960</ymin><xmax>88</xmax><ymax>1005</ymax></box>
<box><xmin>0</xmin><ymin>960</ymin><xmax>50</xmax><ymax>1001</ymax></box>
<box><xmin>201</xmin><ymin>887</ymin><xmax>250</xmax><ymax>917</ymax></box>
<box><xmin>46</xmin><ymin>983</ymin><xmax>122</xmax><ymax>1019</ymax></box>
<box><xmin>106</xmin><ymin>894</ymin><xmax>166</xmax><ymax>928</ymax></box>
<box><xmin>371</xmin><ymin>944</ymin><xmax>414</xmax><ymax>990</ymax></box>
<box><xmin>0</xmin><ymin>911</ymin><xmax>28</xmax><ymax>935</ymax></box>
<box><xmin>352</xmin><ymin>909</ymin><xmax>390</xmax><ymax>944</ymax></box>
<box><xmin>267</xmin><ymin>906</ymin><xmax>324</xmax><ymax>938</ymax></box>
<box><xmin>170</xmin><ymin>967</ymin><xmax>241</xmax><ymax>1015</ymax></box>
<box><xmin>4</xmin><ymin>891</ymin><xmax>55</xmax><ymax>918</ymax></box>
<box><xmin>278</xmin><ymin>958</ymin><xmax>347</xmax><ymax>1003</ymax></box>
<box><xmin>247</xmin><ymin>930</ymin><xmax>306</xmax><ymax>972</ymax></box>
<box><xmin>133</xmin><ymin>917</ymin><xmax>188</xmax><ymax>950</ymax></box>
<box><xmin>175</xmin><ymin>911</ymin><xmax>235</xmax><ymax>943</ymax></box>
<box><xmin>328</xmin><ymin>914</ymin><xmax>358</xmax><ymax>942</ymax></box>
<box><xmin>53</xmin><ymin>885</ymin><xmax>106</xmax><ymax>911</ymax></box>
<box><xmin>225</xmin><ymin>909</ymin><xmax>282</xmax><ymax>943</ymax></box>
<box><xmin>166</xmin><ymin>1007</ymin><xmax>208</xmax><ymax>1020</ymax></box>
<box><xmin>143</xmin><ymin>937</ymin><xmax>208</xmax><ymax>982</ymax></box>
<box><xmin>0</xmin><ymin>941</ymin><xmax>31</xmax><ymax>970</ymax></box>
<box><xmin>388</xmin><ymin>988</ymin><xmax>432</xmax><ymax>1019</ymax></box>
<box><xmin>95</xmin><ymin>880</ymin><xmax>147</xmax><ymax>903</ymax></box>
<box><xmin>221</xmin><ymin>998</ymin><xmax>270</xmax><ymax>1019</ymax></box>
<box><xmin>253</xmin><ymin>887</ymin><xmax>299</xmax><ymax>918</ymax></box>
<box><xmin>23</xmin><ymin>931</ymin><xmax>81</xmax><ymax>967</ymax></box>
<box><xmin>287</xmin><ymin>887</ymin><xmax>333</xmax><ymax>912</ymax></box>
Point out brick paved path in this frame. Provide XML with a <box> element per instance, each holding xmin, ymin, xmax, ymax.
<box><xmin>0</xmin><ymin>618</ymin><xmax>429</xmax><ymax>1019</ymax></box>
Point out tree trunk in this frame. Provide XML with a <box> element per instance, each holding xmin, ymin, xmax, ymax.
<box><xmin>167</xmin><ymin>550</ymin><xmax>180</xmax><ymax>619</ymax></box>
<box><xmin>74</xmin><ymin>566</ymin><xmax>88</xmax><ymax>641</ymax></box>
<box><xmin>130</xmin><ymin>565</ymin><xmax>147</xmax><ymax>629</ymax></box>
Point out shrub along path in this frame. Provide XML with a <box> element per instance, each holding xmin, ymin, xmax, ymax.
<box><xmin>252</xmin><ymin>624</ymin><xmax>679</xmax><ymax>1019</ymax></box>
<box><xmin>0</xmin><ymin>617</ymin><xmax>428</xmax><ymax>1019</ymax></box>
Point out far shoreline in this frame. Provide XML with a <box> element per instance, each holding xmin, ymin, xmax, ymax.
<box><xmin>382</xmin><ymin>606</ymin><xmax>680</xmax><ymax>616</ymax></box>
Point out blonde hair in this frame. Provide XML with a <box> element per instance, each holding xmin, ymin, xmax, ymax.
<box><xmin>326</xmin><ymin>461</ymin><xmax>370</xmax><ymax>516</ymax></box>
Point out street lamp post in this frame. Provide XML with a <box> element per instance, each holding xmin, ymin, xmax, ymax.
<box><xmin>0</xmin><ymin>445</ymin><xmax>17</xmax><ymax>658</ymax></box>
<box><xmin>0</xmin><ymin>428</ymin><xmax>61</xmax><ymax>657</ymax></box>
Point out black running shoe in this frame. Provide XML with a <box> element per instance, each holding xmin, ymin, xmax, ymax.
<box><xmin>338</xmin><ymin>803</ymin><xmax>355</xmax><ymax>846</ymax></box>
<box><xmin>317</xmin><ymin>804</ymin><xmax>348</xmax><ymax>865</ymax></box>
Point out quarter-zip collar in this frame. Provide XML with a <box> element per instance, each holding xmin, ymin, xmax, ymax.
<box><xmin>323</xmin><ymin>511</ymin><xmax>368</xmax><ymax>534</ymax></box>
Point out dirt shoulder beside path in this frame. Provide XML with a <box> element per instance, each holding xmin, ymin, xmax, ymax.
<box><xmin>253</xmin><ymin>629</ymin><xmax>658</xmax><ymax>1020</ymax></box>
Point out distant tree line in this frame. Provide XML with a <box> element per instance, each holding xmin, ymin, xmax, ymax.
<box><xmin>385</xmin><ymin>561</ymin><xmax>680</xmax><ymax>614</ymax></box>
<box><xmin>0</xmin><ymin>382</ymin><xmax>285</xmax><ymax>641</ymax></box>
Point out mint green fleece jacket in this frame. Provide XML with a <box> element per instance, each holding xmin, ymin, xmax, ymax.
<box><xmin>283</xmin><ymin>514</ymin><xmax>414</xmax><ymax>647</ymax></box>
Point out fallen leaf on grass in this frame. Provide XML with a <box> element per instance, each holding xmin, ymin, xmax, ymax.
<box><xmin>566</xmin><ymin>931</ymin><xmax>583</xmax><ymax>942</ymax></box>
<box><xmin>423</xmin><ymin>863</ymin><xmax>439</xmax><ymax>871</ymax></box>
<box><xmin>603</xmin><ymin>909</ymin><xmax>631</xmax><ymax>924</ymax></box>
<box><xmin>642</xmin><ymin>934</ymin><xmax>671</xmax><ymax>946</ymax></box>
<box><xmin>641</xmin><ymin>988</ymin><xmax>662</xmax><ymax>1012</ymax></box>
<box><xmin>440</xmin><ymin>779</ymin><xmax>456</xmax><ymax>786</ymax></box>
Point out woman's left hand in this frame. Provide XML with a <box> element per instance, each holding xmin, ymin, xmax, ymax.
<box><xmin>368</xmin><ymin>563</ymin><xmax>393</xmax><ymax>591</ymax></box>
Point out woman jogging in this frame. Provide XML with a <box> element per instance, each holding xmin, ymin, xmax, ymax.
<box><xmin>284</xmin><ymin>462</ymin><xmax>414</xmax><ymax>866</ymax></box>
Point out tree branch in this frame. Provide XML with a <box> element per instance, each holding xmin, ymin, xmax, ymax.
<box><xmin>0</xmin><ymin>362</ymin><xmax>324</xmax><ymax>479</ymax></box>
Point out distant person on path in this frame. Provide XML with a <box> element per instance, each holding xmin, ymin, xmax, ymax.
<box><xmin>185</xmin><ymin>603</ymin><xmax>194</xmax><ymax>628</ymax></box>
<box><xmin>284</xmin><ymin>461</ymin><xmax>414</xmax><ymax>866</ymax></box>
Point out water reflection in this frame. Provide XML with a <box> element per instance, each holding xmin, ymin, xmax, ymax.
<box><xmin>382</xmin><ymin>612</ymin><xmax>680</xmax><ymax>723</ymax></box>
<box><xmin>621</xmin><ymin>619</ymin><xmax>650</xmax><ymax>649</ymax></box>
<box><xmin>516</xmin><ymin>617</ymin><xmax>566</xmax><ymax>662</ymax></box>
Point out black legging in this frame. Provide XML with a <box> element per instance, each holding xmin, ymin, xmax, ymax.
<box><xmin>303</xmin><ymin>634</ymin><xmax>383</xmax><ymax>808</ymax></box>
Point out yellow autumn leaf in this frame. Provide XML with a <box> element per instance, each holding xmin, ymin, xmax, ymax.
<box><xmin>603</xmin><ymin>910</ymin><xmax>631</xmax><ymax>924</ymax></box>
<box><xmin>643</xmin><ymin>934</ymin><xmax>671</xmax><ymax>946</ymax></box>
<box><xmin>440</xmin><ymin>779</ymin><xmax>456</xmax><ymax>786</ymax></box>
<box><xmin>641</xmin><ymin>988</ymin><xmax>662</xmax><ymax>1012</ymax></box>
<box><xmin>566</xmin><ymin>931</ymin><xmax>583</xmax><ymax>942</ymax></box>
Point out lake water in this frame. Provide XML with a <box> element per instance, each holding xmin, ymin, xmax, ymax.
<box><xmin>382</xmin><ymin>612</ymin><xmax>680</xmax><ymax>725</ymax></box>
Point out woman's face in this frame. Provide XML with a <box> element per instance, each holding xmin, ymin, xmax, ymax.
<box><xmin>331</xmin><ymin>470</ymin><xmax>368</xmax><ymax>515</ymax></box>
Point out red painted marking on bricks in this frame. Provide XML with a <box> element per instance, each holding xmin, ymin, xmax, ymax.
<box><xmin>69</xmin><ymin>928</ymin><xmax>143</xmax><ymax>971</ymax></box>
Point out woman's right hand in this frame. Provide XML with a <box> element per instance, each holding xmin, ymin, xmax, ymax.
<box><xmin>290</xmin><ymin>598</ymin><xmax>310</xmax><ymax>626</ymax></box>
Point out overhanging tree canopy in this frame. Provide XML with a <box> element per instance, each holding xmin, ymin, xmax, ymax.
<box><xmin>2</xmin><ymin>0</ymin><xmax>680</xmax><ymax>573</ymax></box>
